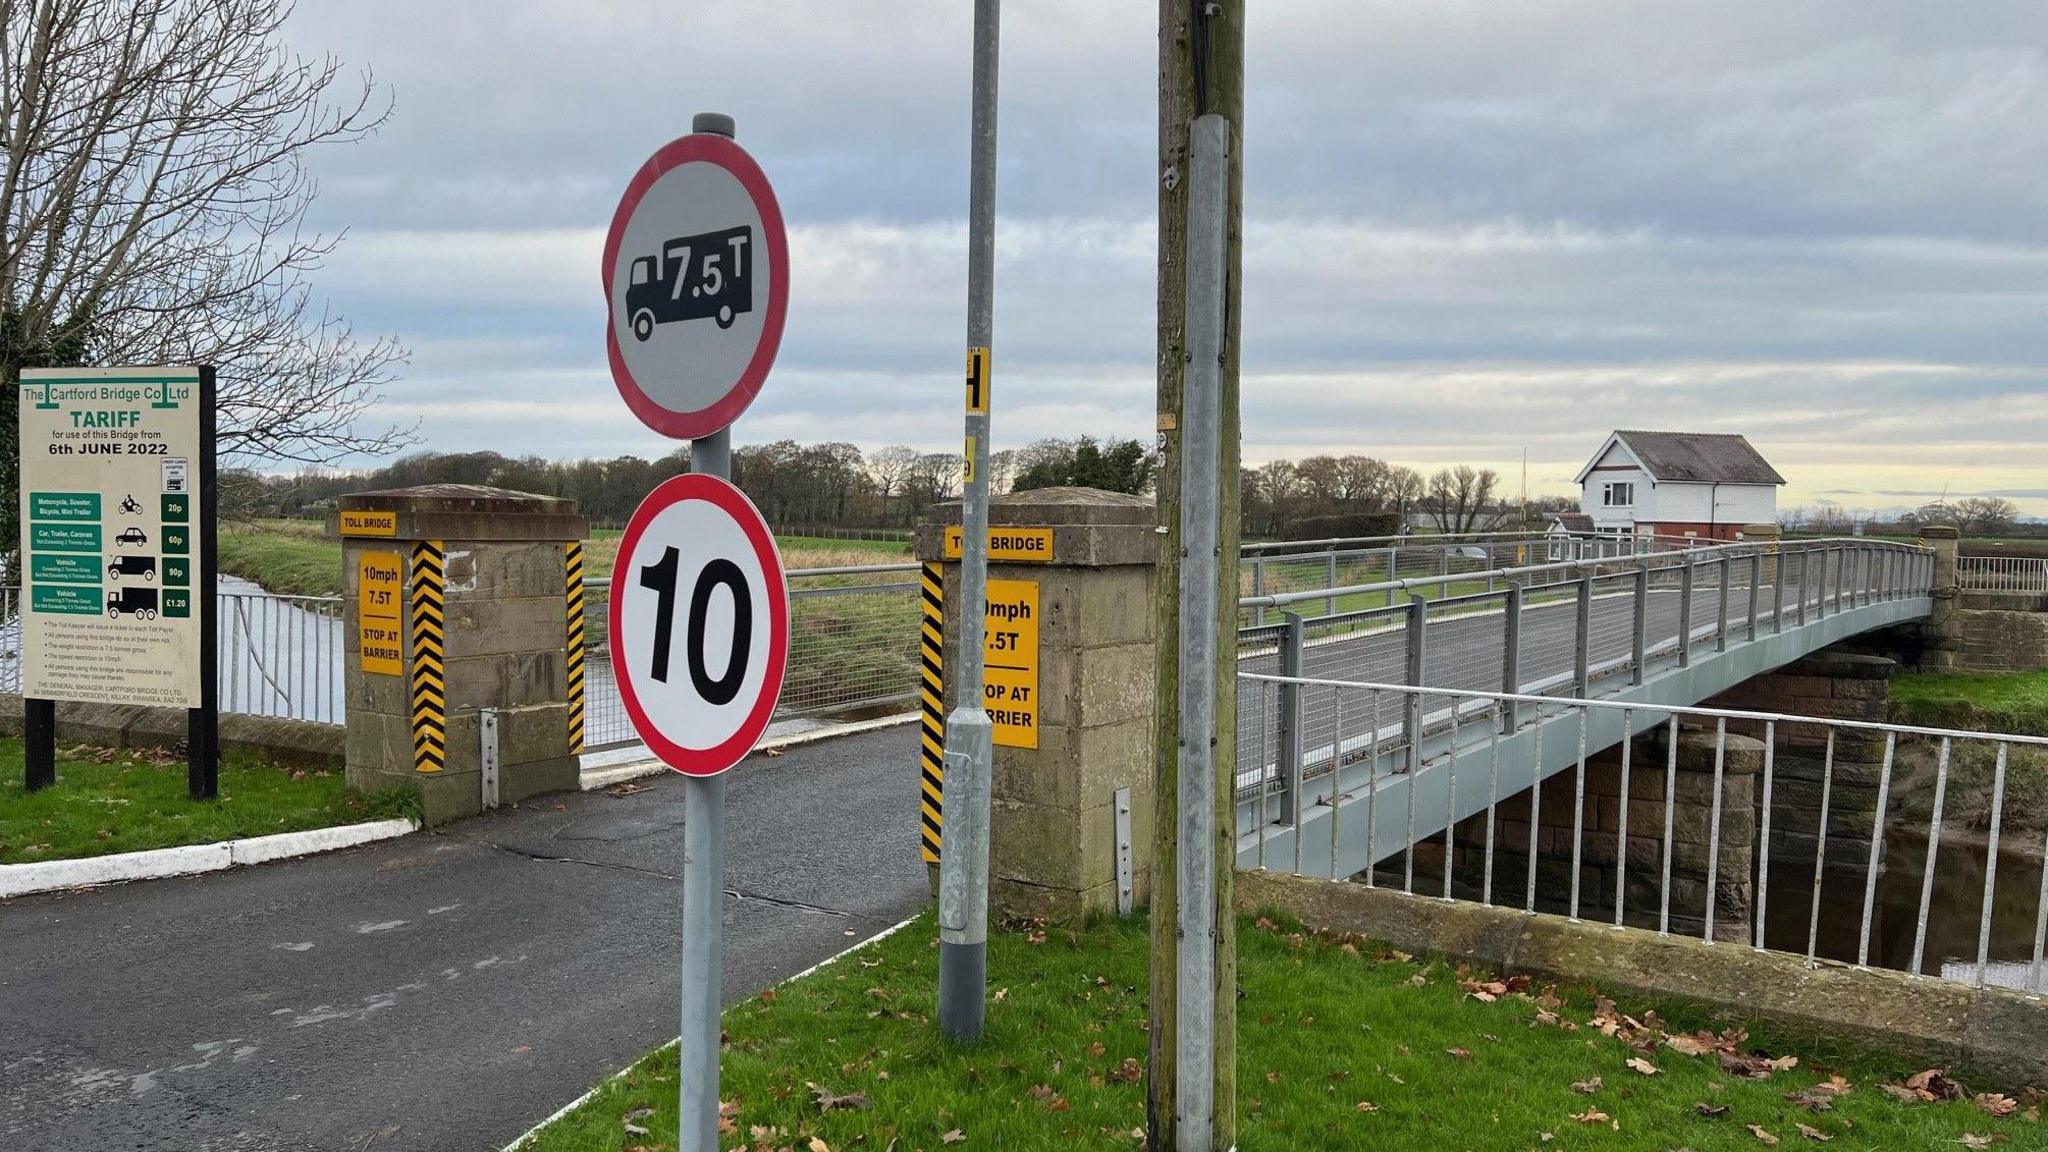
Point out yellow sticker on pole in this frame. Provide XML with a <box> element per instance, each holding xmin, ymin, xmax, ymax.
<box><xmin>356</xmin><ymin>551</ymin><xmax>404</xmax><ymax>676</ymax></box>
<box><xmin>963</xmin><ymin>435</ymin><xmax>977</xmax><ymax>484</ymax></box>
<box><xmin>965</xmin><ymin>346</ymin><xmax>990</xmax><ymax>414</ymax></box>
<box><xmin>983</xmin><ymin>578</ymin><xmax>1039</xmax><ymax>749</ymax></box>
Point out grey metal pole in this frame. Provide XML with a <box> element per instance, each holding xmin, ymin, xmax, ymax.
<box><xmin>1174</xmin><ymin>111</ymin><xmax>1230</xmax><ymax>1152</ymax></box>
<box><xmin>1631</xmin><ymin>565</ymin><xmax>1648</xmax><ymax>686</ymax></box>
<box><xmin>677</xmin><ymin>127</ymin><xmax>735</xmax><ymax>1146</ymax></box>
<box><xmin>938</xmin><ymin>0</ymin><xmax>1000</xmax><ymax>1045</ymax></box>
<box><xmin>1277</xmin><ymin>612</ymin><xmax>1304</xmax><ymax>828</ymax></box>
<box><xmin>1500</xmin><ymin>582</ymin><xmax>1522</xmax><ymax>733</ymax></box>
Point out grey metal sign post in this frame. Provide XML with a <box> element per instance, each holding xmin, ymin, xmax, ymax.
<box><xmin>1174</xmin><ymin>111</ymin><xmax>1230</xmax><ymax>1152</ymax></box>
<box><xmin>937</xmin><ymin>0</ymin><xmax>1000</xmax><ymax>1044</ymax></box>
<box><xmin>603</xmin><ymin>110</ymin><xmax>790</xmax><ymax>1152</ymax></box>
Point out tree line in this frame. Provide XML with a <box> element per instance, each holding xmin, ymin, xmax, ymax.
<box><xmin>237</xmin><ymin>439</ymin><xmax>1565</xmax><ymax>540</ymax></box>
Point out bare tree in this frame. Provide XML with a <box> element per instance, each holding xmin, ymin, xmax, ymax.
<box><xmin>1423</xmin><ymin>465</ymin><xmax>1501</xmax><ymax>534</ymax></box>
<box><xmin>1</xmin><ymin>0</ymin><xmax>412</xmax><ymax>539</ymax></box>
<box><xmin>1954</xmin><ymin>496</ymin><xmax>2020</xmax><ymax>536</ymax></box>
<box><xmin>865</xmin><ymin>444</ymin><xmax>918</xmax><ymax>524</ymax></box>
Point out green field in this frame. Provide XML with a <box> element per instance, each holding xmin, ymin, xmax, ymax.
<box><xmin>0</xmin><ymin>738</ymin><xmax>414</xmax><ymax>864</ymax></box>
<box><xmin>220</xmin><ymin>519</ymin><xmax>911</xmax><ymax>600</ymax></box>
<box><xmin>514</xmin><ymin>911</ymin><xmax>2034</xmax><ymax>1151</ymax></box>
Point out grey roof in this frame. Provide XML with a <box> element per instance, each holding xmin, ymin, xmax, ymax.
<box><xmin>1613</xmin><ymin>431</ymin><xmax>1786</xmax><ymax>486</ymax></box>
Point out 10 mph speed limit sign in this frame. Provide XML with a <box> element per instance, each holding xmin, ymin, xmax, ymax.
<box><xmin>611</xmin><ymin>473</ymin><xmax>789</xmax><ymax>776</ymax></box>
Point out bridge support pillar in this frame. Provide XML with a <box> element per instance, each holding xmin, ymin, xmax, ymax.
<box><xmin>1919</xmin><ymin>525</ymin><xmax>1962</xmax><ymax>672</ymax></box>
<box><xmin>916</xmin><ymin>487</ymin><xmax>1159</xmax><ymax>922</ymax></box>
<box><xmin>330</xmin><ymin>485</ymin><xmax>589</xmax><ymax>826</ymax></box>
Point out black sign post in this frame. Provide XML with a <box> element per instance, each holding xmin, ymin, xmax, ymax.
<box><xmin>189</xmin><ymin>365</ymin><xmax>219</xmax><ymax>799</ymax></box>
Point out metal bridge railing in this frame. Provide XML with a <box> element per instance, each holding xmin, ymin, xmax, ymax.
<box><xmin>1959</xmin><ymin>555</ymin><xmax>2048</xmax><ymax>593</ymax></box>
<box><xmin>1238</xmin><ymin>672</ymin><xmax>2048</xmax><ymax>994</ymax></box>
<box><xmin>1236</xmin><ymin>530</ymin><xmax>1706</xmax><ymax>627</ymax></box>
<box><xmin>1234</xmin><ymin>537</ymin><xmax>1935</xmax><ymax>806</ymax></box>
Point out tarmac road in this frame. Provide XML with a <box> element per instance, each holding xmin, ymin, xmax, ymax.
<box><xmin>0</xmin><ymin>725</ymin><xmax>925</xmax><ymax>1152</ymax></box>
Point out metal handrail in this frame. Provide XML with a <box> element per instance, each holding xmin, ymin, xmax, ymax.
<box><xmin>1239</xmin><ymin>672</ymin><xmax>2048</xmax><ymax>748</ymax></box>
<box><xmin>1239</xmin><ymin>536</ymin><xmax>1926</xmax><ymax>611</ymax></box>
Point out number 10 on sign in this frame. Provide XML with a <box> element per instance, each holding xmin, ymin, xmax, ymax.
<box><xmin>610</xmin><ymin>473</ymin><xmax>789</xmax><ymax>776</ymax></box>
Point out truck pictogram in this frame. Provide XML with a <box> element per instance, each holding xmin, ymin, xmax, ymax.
<box><xmin>106</xmin><ymin>587</ymin><xmax>159</xmax><ymax>620</ymax></box>
<box><xmin>107</xmin><ymin>555</ymin><xmax>157</xmax><ymax>582</ymax></box>
<box><xmin>623</xmin><ymin>225</ymin><xmax>753</xmax><ymax>340</ymax></box>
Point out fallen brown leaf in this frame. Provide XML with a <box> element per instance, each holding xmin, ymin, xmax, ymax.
<box><xmin>1696</xmin><ymin>1102</ymin><xmax>1730</xmax><ymax>1119</ymax></box>
<box><xmin>1626</xmin><ymin>1057</ymin><xmax>1661</xmax><ymax>1077</ymax></box>
<box><xmin>1573</xmin><ymin>1109</ymin><xmax>1610</xmax><ymax>1124</ymax></box>
<box><xmin>1355</xmin><ymin>1100</ymin><xmax>1379</xmax><ymax>1113</ymax></box>
<box><xmin>1975</xmin><ymin>1093</ymin><xmax>2019</xmax><ymax>1118</ymax></box>
<box><xmin>1572</xmin><ymin>1077</ymin><xmax>1603</xmax><ymax>1096</ymax></box>
<box><xmin>1749</xmin><ymin>1123</ymin><xmax>1781</xmax><ymax>1145</ymax></box>
<box><xmin>942</xmin><ymin>1129</ymin><xmax>967</xmax><ymax>1145</ymax></box>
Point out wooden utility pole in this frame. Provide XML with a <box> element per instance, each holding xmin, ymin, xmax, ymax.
<box><xmin>1148</xmin><ymin>2</ymin><xmax>1243</xmax><ymax>1150</ymax></box>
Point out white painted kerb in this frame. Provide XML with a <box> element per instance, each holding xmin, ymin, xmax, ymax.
<box><xmin>0</xmin><ymin>817</ymin><xmax>418</xmax><ymax>900</ymax></box>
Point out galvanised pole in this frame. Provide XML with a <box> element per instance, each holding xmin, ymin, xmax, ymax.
<box><xmin>937</xmin><ymin>0</ymin><xmax>1000</xmax><ymax>1044</ymax></box>
<box><xmin>1173</xmin><ymin>110</ymin><xmax>1231</xmax><ymax>1152</ymax></box>
<box><xmin>678</xmin><ymin>113</ymin><xmax>735</xmax><ymax>1152</ymax></box>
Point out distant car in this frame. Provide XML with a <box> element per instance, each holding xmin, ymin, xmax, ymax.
<box><xmin>1447</xmin><ymin>545</ymin><xmax>1490</xmax><ymax>561</ymax></box>
<box><xmin>114</xmin><ymin>526</ymin><xmax>148</xmax><ymax>546</ymax></box>
<box><xmin>107</xmin><ymin>555</ymin><xmax>156</xmax><ymax>582</ymax></box>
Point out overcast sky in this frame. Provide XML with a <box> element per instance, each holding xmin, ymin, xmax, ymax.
<box><xmin>283</xmin><ymin>2</ymin><xmax>2048</xmax><ymax>514</ymax></box>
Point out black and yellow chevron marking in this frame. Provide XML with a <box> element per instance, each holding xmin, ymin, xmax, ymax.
<box><xmin>919</xmin><ymin>562</ymin><xmax>945</xmax><ymax>863</ymax></box>
<box><xmin>565</xmin><ymin>541</ymin><xmax>586</xmax><ymax>755</ymax></box>
<box><xmin>410</xmin><ymin>540</ymin><xmax>447</xmax><ymax>774</ymax></box>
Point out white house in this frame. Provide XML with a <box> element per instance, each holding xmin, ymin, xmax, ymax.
<box><xmin>1572</xmin><ymin>430</ymin><xmax>1785</xmax><ymax>542</ymax></box>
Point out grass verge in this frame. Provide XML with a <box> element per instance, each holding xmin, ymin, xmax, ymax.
<box><xmin>514</xmin><ymin>912</ymin><xmax>2037</xmax><ymax>1151</ymax></box>
<box><xmin>0</xmin><ymin>738</ymin><xmax>414</xmax><ymax>864</ymax></box>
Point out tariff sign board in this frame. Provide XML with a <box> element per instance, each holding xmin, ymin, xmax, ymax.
<box><xmin>982</xmin><ymin>579</ymin><xmax>1040</xmax><ymax>749</ymax></box>
<box><xmin>18</xmin><ymin>367</ymin><xmax>205</xmax><ymax>708</ymax></box>
<box><xmin>357</xmin><ymin>551</ymin><xmax>405</xmax><ymax>676</ymax></box>
<box><xmin>603</xmin><ymin>133</ymin><xmax>789</xmax><ymax>440</ymax></box>
<box><xmin>610</xmin><ymin>473</ymin><xmax>789</xmax><ymax>776</ymax></box>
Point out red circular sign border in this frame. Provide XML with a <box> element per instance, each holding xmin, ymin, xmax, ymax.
<box><xmin>608</xmin><ymin>472</ymin><xmax>789</xmax><ymax>777</ymax></box>
<box><xmin>602</xmin><ymin>133</ymin><xmax>790</xmax><ymax>440</ymax></box>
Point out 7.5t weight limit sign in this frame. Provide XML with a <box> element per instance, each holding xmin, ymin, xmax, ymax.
<box><xmin>610</xmin><ymin>473</ymin><xmax>789</xmax><ymax>776</ymax></box>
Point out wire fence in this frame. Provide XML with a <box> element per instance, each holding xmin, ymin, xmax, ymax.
<box><xmin>1238</xmin><ymin>672</ymin><xmax>2048</xmax><ymax>993</ymax></box>
<box><xmin>0</xmin><ymin>564</ymin><xmax>924</xmax><ymax>753</ymax></box>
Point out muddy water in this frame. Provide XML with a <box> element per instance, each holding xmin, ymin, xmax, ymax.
<box><xmin>1759</xmin><ymin>830</ymin><xmax>2045</xmax><ymax>993</ymax></box>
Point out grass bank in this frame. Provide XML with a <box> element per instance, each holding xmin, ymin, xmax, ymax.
<box><xmin>514</xmin><ymin>912</ymin><xmax>2035</xmax><ymax>1151</ymax></box>
<box><xmin>0</xmin><ymin>739</ymin><xmax>413</xmax><ymax>864</ymax></box>
<box><xmin>1892</xmin><ymin>668</ymin><xmax>2048</xmax><ymax>737</ymax></box>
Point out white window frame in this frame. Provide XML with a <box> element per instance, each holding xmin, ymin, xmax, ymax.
<box><xmin>1602</xmin><ymin>481</ymin><xmax>1635</xmax><ymax>508</ymax></box>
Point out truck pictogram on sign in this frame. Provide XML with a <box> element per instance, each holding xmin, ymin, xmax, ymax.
<box><xmin>624</xmin><ymin>226</ymin><xmax>753</xmax><ymax>340</ymax></box>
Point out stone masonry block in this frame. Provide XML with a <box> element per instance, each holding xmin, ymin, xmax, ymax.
<box><xmin>991</xmin><ymin>719</ymin><xmax>1151</xmax><ymax>812</ymax></box>
<box><xmin>443</xmin><ymin>541</ymin><xmax>569</xmax><ymax>602</ymax></box>
<box><xmin>444</xmin><ymin>650</ymin><xmax>568</xmax><ymax>713</ymax></box>
<box><xmin>1036</xmin><ymin>641</ymin><xmax>1153</xmax><ymax>731</ymax></box>
<box><xmin>345</xmin><ymin>710</ymin><xmax>415</xmax><ymax>784</ymax></box>
<box><xmin>443</xmin><ymin>596</ymin><xmax>572</xmax><ymax>660</ymax></box>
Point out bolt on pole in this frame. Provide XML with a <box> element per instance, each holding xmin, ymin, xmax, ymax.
<box><xmin>937</xmin><ymin>0</ymin><xmax>1000</xmax><ymax>1045</ymax></box>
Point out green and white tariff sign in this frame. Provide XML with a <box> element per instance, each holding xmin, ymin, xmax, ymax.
<box><xmin>18</xmin><ymin>366</ymin><xmax>206</xmax><ymax>708</ymax></box>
